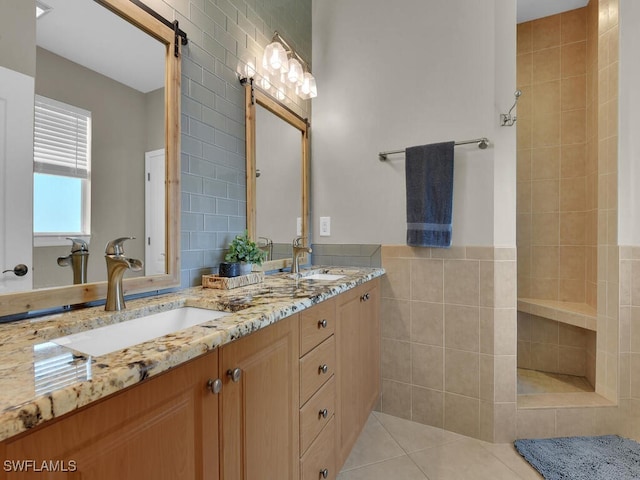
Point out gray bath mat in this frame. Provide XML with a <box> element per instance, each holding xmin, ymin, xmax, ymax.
<box><xmin>514</xmin><ymin>435</ymin><xmax>640</xmax><ymax>479</ymax></box>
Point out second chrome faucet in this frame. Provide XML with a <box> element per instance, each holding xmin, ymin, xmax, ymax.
<box><xmin>292</xmin><ymin>237</ymin><xmax>312</xmax><ymax>274</ymax></box>
<box><xmin>105</xmin><ymin>237</ymin><xmax>143</xmax><ymax>311</ymax></box>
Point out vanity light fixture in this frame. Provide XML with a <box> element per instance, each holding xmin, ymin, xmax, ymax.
<box><xmin>257</xmin><ymin>31</ymin><xmax>318</xmax><ymax>100</ymax></box>
<box><xmin>35</xmin><ymin>0</ymin><xmax>52</xmax><ymax>19</ymax></box>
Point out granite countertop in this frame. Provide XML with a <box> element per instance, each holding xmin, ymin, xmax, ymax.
<box><xmin>0</xmin><ymin>266</ymin><xmax>384</xmax><ymax>442</ymax></box>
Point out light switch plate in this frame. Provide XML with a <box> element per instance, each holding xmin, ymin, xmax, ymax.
<box><xmin>319</xmin><ymin>217</ymin><xmax>331</xmax><ymax>236</ymax></box>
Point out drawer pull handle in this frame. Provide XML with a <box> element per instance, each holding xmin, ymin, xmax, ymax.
<box><xmin>318</xmin><ymin>319</ymin><xmax>328</xmax><ymax>329</ymax></box>
<box><xmin>319</xmin><ymin>408</ymin><xmax>329</xmax><ymax>419</ymax></box>
<box><xmin>319</xmin><ymin>364</ymin><xmax>328</xmax><ymax>374</ymax></box>
<box><xmin>227</xmin><ymin>368</ymin><xmax>242</xmax><ymax>383</ymax></box>
<box><xmin>207</xmin><ymin>378</ymin><xmax>222</xmax><ymax>394</ymax></box>
<box><xmin>320</xmin><ymin>468</ymin><xmax>329</xmax><ymax>479</ymax></box>
<box><xmin>360</xmin><ymin>292</ymin><xmax>370</xmax><ymax>302</ymax></box>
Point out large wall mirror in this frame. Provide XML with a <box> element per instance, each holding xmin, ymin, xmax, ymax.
<box><xmin>0</xmin><ymin>0</ymin><xmax>181</xmax><ymax>316</ymax></box>
<box><xmin>244</xmin><ymin>82</ymin><xmax>309</xmax><ymax>271</ymax></box>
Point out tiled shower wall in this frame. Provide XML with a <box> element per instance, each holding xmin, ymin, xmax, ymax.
<box><xmin>379</xmin><ymin>246</ymin><xmax>517</xmax><ymax>443</ymax></box>
<box><xmin>164</xmin><ymin>0</ymin><xmax>312</xmax><ymax>287</ymax></box>
<box><xmin>516</xmin><ymin>8</ymin><xmax>596</xmax><ymax>306</ymax></box>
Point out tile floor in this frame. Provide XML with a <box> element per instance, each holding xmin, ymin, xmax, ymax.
<box><xmin>338</xmin><ymin>412</ymin><xmax>542</xmax><ymax>480</ymax></box>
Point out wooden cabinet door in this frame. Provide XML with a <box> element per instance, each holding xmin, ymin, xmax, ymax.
<box><xmin>335</xmin><ymin>279</ymin><xmax>381</xmax><ymax>469</ymax></box>
<box><xmin>219</xmin><ymin>315</ymin><xmax>300</xmax><ymax>480</ymax></box>
<box><xmin>2</xmin><ymin>350</ymin><xmax>220</xmax><ymax>480</ymax></box>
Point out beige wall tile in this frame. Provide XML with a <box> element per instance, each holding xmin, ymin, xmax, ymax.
<box><xmin>517</xmin><ymin>22</ymin><xmax>533</xmax><ymax>55</ymax></box>
<box><xmin>444</xmin><ymin>260</ymin><xmax>479</xmax><ymax>306</ymax></box>
<box><xmin>445</xmin><ymin>304</ymin><xmax>480</xmax><ymax>352</ymax></box>
<box><xmin>531</xmin><ymin>146</ymin><xmax>560</xmax><ymax>180</ymax></box>
<box><xmin>532</xmin><ymin>180</ymin><xmax>560</xmax><ymax>213</ymax></box>
<box><xmin>517</xmin><ymin>52</ymin><xmax>533</xmax><ymax>86</ymax></box>
<box><xmin>533</xmin><ymin>15</ymin><xmax>561</xmax><ymax>50</ymax></box>
<box><xmin>480</xmin><ymin>354</ymin><xmax>494</xmax><ymax>402</ymax></box>
<box><xmin>480</xmin><ymin>308</ymin><xmax>494</xmax><ymax>355</ymax></box>
<box><xmin>518</xmin><ymin>116</ymin><xmax>533</xmax><ymax>150</ymax></box>
<box><xmin>562</xmin><ymin>75</ymin><xmax>587</xmax><ymax>111</ymax></box>
<box><xmin>559</xmin><ymin>323</ymin><xmax>587</xmax><ymax>347</ymax></box>
<box><xmin>561</xmin><ymin>109</ymin><xmax>587</xmax><ymax>145</ymax></box>
<box><xmin>412</xmin><ymin>344</ymin><xmax>443</xmax><ymax>390</ymax></box>
<box><xmin>479</xmin><ymin>400</ymin><xmax>495</xmax><ymax>442</ymax></box>
<box><xmin>559</xmin><ymin>246</ymin><xmax>586</xmax><ymax>279</ymax></box>
<box><xmin>560</xmin><ymin>211</ymin><xmax>586</xmax><ymax>245</ymax></box>
<box><xmin>531</xmin><ymin>342</ymin><xmax>560</xmax><ymax>372</ymax></box>
<box><xmin>412</xmin><ymin>386</ymin><xmax>443</xmax><ymax>428</ymax></box>
<box><xmin>494</xmin><ymin>356</ymin><xmax>517</xmax><ymax>403</ymax></box>
<box><xmin>381</xmin><ymin>257</ymin><xmax>411</xmax><ymax>300</ymax></box>
<box><xmin>561</xmin><ymin>7</ymin><xmax>587</xmax><ymax>44</ymax></box>
<box><xmin>494</xmin><ymin>403</ymin><xmax>517</xmax><ymax>443</ymax></box>
<box><xmin>516</xmin><ymin>409</ymin><xmax>556</xmax><ymax>439</ymax></box>
<box><xmin>411</xmin><ymin>301</ymin><xmax>444</xmax><ymax>346</ymax></box>
<box><xmin>382</xmin><ymin>298</ymin><xmax>411</xmax><ymax>341</ymax></box>
<box><xmin>560</xmin><ymin>176</ymin><xmax>586</xmax><ymax>212</ymax></box>
<box><xmin>517</xmin><ymin>182</ymin><xmax>532</xmax><ymax>214</ymax></box>
<box><xmin>518</xmin><ymin>340</ymin><xmax>532</xmax><ymax>369</ymax></box>
<box><xmin>381</xmin><ymin>379</ymin><xmax>411</xmax><ymax>420</ymax></box>
<box><xmin>517</xmin><ymin>149</ymin><xmax>532</xmax><ymax>182</ymax></box>
<box><xmin>562</xmin><ymin>41</ymin><xmax>587</xmax><ymax>77</ymax></box>
<box><xmin>382</xmin><ymin>338</ymin><xmax>411</xmax><ymax>383</ymax></box>
<box><xmin>532</xmin><ymin>246</ymin><xmax>559</xmax><ymax>279</ymax></box>
<box><xmin>495</xmin><ymin>262</ymin><xmax>517</xmax><ymax>308</ymax></box>
<box><xmin>560</xmin><ymin>144</ymin><xmax>586</xmax><ymax>178</ymax></box>
<box><xmin>532</xmin><ymin>80</ymin><xmax>561</xmax><ymax>115</ymax></box>
<box><xmin>531</xmin><ymin>214</ymin><xmax>559</xmax><ymax>246</ymax></box>
<box><xmin>532</xmin><ymin>112</ymin><xmax>561</xmax><ymax>147</ymax></box>
<box><xmin>558</xmin><ymin>346</ymin><xmax>586</xmax><ymax>376</ymax></box>
<box><xmin>444</xmin><ymin>349</ymin><xmax>479</xmax><ymax>397</ymax></box>
<box><xmin>411</xmin><ymin>259</ymin><xmax>444</xmax><ymax>303</ymax></box>
<box><xmin>494</xmin><ymin>308</ymin><xmax>517</xmax><ymax>355</ymax></box>
<box><xmin>480</xmin><ymin>262</ymin><xmax>495</xmax><ymax>308</ymax></box>
<box><xmin>556</xmin><ymin>408</ymin><xmax>596</xmax><ymax>436</ymax></box>
<box><xmin>444</xmin><ymin>393</ymin><xmax>479</xmax><ymax>438</ymax></box>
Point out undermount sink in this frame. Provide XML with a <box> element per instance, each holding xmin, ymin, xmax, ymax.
<box><xmin>292</xmin><ymin>268</ymin><xmax>359</xmax><ymax>281</ymax></box>
<box><xmin>302</xmin><ymin>273</ymin><xmax>346</xmax><ymax>281</ymax></box>
<box><xmin>51</xmin><ymin>307</ymin><xmax>229</xmax><ymax>357</ymax></box>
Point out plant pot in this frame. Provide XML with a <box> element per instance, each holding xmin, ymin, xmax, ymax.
<box><xmin>239</xmin><ymin>262</ymin><xmax>253</xmax><ymax>275</ymax></box>
<box><xmin>218</xmin><ymin>262</ymin><xmax>240</xmax><ymax>277</ymax></box>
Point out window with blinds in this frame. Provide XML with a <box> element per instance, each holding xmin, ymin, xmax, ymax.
<box><xmin>34</xmin><ymin>95</ymin><xmax>91</xmax><ymax>179</ymax></box>
<box><xmin>33</xmin><ymin>95</ymin><xmax>92</xmax><ymax>242</ymax></box>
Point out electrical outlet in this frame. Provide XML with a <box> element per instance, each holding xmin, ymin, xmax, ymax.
<box><xmin>319</xmin><ymin>217</ymin><xmax>331</xmax><ymax>236</ymax></box>
<box><xmin>296</xmin><ymin>217</ymin><xmax>302</xmax><ymax>236</ymax></box>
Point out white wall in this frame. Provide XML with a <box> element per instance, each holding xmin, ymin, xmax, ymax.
<box><xmin>311</xmin><ymin>0</ymin><xmax>516</xmax><ymax>246</ymax></box>
<box><xmin>618</xmin><ymin>0</ymin><xmax>640</xmax><ymax>245</ymax></box>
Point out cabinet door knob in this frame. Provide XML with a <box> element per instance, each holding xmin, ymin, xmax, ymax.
<box><xmin>319</xmin><ymin>364</ymin><xmax>328</xmax><ymax>374</ymax></box>
<box><xmin>207</xmin><ymin>378</ymin><xmax>222</xmax><ymax>394</ymax></box>
<box><xmin>360</xmin><ymin>292</ymin><xmax>370</xmax><ymax>302</ymax></box>
<box><xmin>318</xmin><ymin>319</ymin><xmax>328</xmax><ymax>329</ymax></box>
<box><xmin>227</xmin><ymin>368</ymin><xmax>242</xmax><ymax>382</ymax></box>
<box><xmin>319</xmin><ymin>408</ymin><xmax>328</xmax><ymax>419</ymax></box>
<box><xmin>320</xmin><ymin>468</ymin><xmax>329</xmax><ymax>479</ymax></box>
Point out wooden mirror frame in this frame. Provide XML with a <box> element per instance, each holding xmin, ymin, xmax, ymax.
<box><xmin>244</xmin><ymin>81</ymin><xmax>310</xmax><ymax>271</ymax></box>
<box><xmin>0</xmin><ymin>0</ymin><xmax>181</xmax><ymax>317</ymax></box>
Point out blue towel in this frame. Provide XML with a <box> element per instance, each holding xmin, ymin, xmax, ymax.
<box><xmin>405</xmin><ymin>141</ymin><xmax>455</xmax><ymax>247</ymax></box>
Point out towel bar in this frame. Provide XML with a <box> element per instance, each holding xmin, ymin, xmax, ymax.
<box><xmin>379</xmin><ymin>137</ymin><xmax>489</xmax><ymax>161</ymax></box>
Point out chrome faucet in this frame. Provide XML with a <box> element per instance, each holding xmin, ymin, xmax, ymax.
<box><xmin>292</xmin><ymin>237</ymin><xmax>312</xmax><ymax>274</ymax></box>
<box><xmin>57</xmin><ymin>237</ymin><xmax>89</xmax><ymax>284</ymax></box>
<box><xmin>105</xmin><ymin>237</ymin><xmax>143</xmax><ymax>311</ymax></box>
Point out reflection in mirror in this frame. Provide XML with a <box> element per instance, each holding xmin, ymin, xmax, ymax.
<box><xmin>245</xmin><ymin>82</ymin><xmax>309</xmax><ymax>270</ymax></box>
<box><xmin>0</xmin><ymin>0</ymin><xmax>181</xmax><ymax>317</ymax></box>
<box><xmin>32</xmin><ymin>0</ymin><xmax>165</xmax><ymax>288</ymax></box>
<box><xmin>255</xmin><ymin>104</ymin><xmax>301</xmax><ymax>246</ymax></box>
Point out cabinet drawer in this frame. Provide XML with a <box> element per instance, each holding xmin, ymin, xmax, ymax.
<box><xmin>300</xmin><ymin>417</ymin><xmax>336</xmax><ymax>480</ymax></box>
<box><xmin>300</xmin><ymin>335</ymin><xmax>335</xmax><ymax>405</ymax></box>
<box><xmin>300</xmin><ymin>300</ymin><xmax>335</xmax><ymax>357</ymax></box>
<box><xmin>300</xmin><ymin>375</ymin><xmax>335</xmax><ymax>455</ymax></box>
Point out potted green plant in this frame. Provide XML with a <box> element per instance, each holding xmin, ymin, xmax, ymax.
<box><xmin>222</xmin><ymin>230</ymin><xmax>267</xmax><ymax>276</ymax></box>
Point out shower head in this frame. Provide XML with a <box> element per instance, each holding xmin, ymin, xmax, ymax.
<box><xmin>478</xmin><ymin>139</ymin><xmax>488</xmax><ymax>149</ymax></box>
<box><xmin>514</xmin><ymin>89</ymin><xmax>522</xmax><ymax>98</ymax></box>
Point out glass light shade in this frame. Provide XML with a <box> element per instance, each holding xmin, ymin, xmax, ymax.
<box><xmin>244</xmin><ymin>61</ymin><xmax>256</xmax><ymax>78</ymax></box>
<box><xmin>259</xmin><ymin>72</ymin><xmax>271</xmax><ymax>91</ymax></box>
<box><xmin>299</xmin><ymin>72</ymin><xmax>317</xmax><ymax>99</ymax></box>
<box><xmin>262</xmin><ymin>41</ymin><xmax>289</xmax><ymax>74</ymax></box>
<box><xmin>287</xmin><ymin>58</ymin><xmax>304</xmax><ymax>86</ymax></box>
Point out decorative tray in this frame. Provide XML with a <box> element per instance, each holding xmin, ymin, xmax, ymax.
<box><xmin>202</xmin><ymin>271</ymin><xmax>264</xmax><ymax>290</ymax></box>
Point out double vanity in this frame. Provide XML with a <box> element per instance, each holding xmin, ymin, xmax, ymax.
<box><xmin>0</xmin><ymin>266</ymin><xmax>384</xmax><ymax>479</ymax></box>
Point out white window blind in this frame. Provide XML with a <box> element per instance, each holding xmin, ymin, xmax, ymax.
<box><xmin>34</xmin><ymin>95</ymin><xmax>91</xmax><ymax>179</ymax></box>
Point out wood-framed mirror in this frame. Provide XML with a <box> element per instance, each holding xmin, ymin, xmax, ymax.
<box><xmin>0</xmin><ymin>0</ymin><xmax>181</xmax><ymax>317</ymax></box>
<box><xmin>244</xmin><ymin>80</ymin><xmax>310</xmax><ymax>271</ymax></box>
